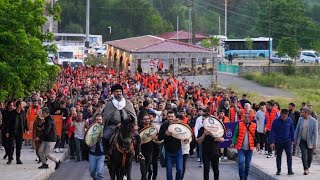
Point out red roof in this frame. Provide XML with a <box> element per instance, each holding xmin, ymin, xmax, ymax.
<box><xmin>157</xmin><ymin>30</ymin><xmax>208</xmax><ymax>40</ymax></box>
<box><xmin>107</xmin><ymin>35</ymin><xmax>212</xmax><ymax>53</ymax></box>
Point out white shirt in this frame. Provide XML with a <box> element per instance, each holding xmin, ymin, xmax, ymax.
<box><xmin>194</xmin><ymin>116</ymin><xmax>204</xmax><ymax>138</ymax></box>
<box><xmin>255</xmin><ymin>110</ymin><xmax>266</xmax><ymax>133</ymax></box>
<box><xmin>74</xmin><ymin>121</ymin><xmax>86</xmax><ymax>139</ymax></box>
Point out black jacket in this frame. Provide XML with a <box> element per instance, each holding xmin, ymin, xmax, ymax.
<box><xmin>2</xmin><ymin>110</ymin><xmax>15</xmax><ymax>134</ymax></box>
<box><xmin>158</xmin><ymin>122</ymin><xmax>181</xmax><ymax>154</ymax></box>
<box><xmin>40</xmin><ymin>115</ymin><xmax>57</xmax><ymax>142</ymax></box>
<box><xmin>2</xmin><ymin>110</ymin><xmax>28</xmax><ymax>136</ymax></box>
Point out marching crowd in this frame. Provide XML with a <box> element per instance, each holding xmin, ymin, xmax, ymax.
<box><xmin>0</xmin><ymin>65</ymin><xmax>318</xmax><ymax>180</ymax></box>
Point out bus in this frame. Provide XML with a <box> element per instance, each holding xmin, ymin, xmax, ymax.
<box><xmin>53</xmin><ymin>33</ymin><xmax>103</xmax><ymax>48</ymax></box>
<box><xmin>224</xmin><ymin>37</ymin><xmax>272</xmax><ymax>58</ymax></box>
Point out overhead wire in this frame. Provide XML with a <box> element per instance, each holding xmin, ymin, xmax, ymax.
<box><xmin>196</xmin><ymin>0</ymin><xmax>320</xmax><ymax>41</ymax></box>
<box><xmin>198</xmin><ymin>0</ymin><xmax>320</xmax><ymax>32</ymax></box>
<box><xmin>195</xmin><ymin>2</ymin><xmax>315</xmax><ymax>48</ymax></box>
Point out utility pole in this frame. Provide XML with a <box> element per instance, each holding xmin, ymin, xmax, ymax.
<box><xmin>177</xmin><ymin>16</ymin><xmax>179</xmax><ymax>41</ymax></box>
<box><xmin>219</xmin><ymin>16</ymin><xmax>221</xmax><ymax>35</ymax></box>
<box><xmin>85</xmin><ymin>0</ymin><xmax>90</xmax><ymax>48</ymax></box>
<box><xmin>225</xmin><ymin>0</ymin><xmax>227</xmax><ymax>37</ymax></box>
<box><xmin>294</xmin><ymin>0</ymin><xmax>298</xmax><ymax>65</ymax></box>
<box><xmin>187</xmin><ymin>0</ymin><xmax>192</xmax><ymax>44</ymax></box>
<box><xmin>191</xmin><ymin>0</ymin><xmax>195</xmax><ymax>44</ymax></box>
<box><xmin>187</xmin><ymin>0</ymin><xmax>195</xmax><ymax>44</ymax></box>
<box><xmin>268</xmin><ymin>0</ymin><xmax>271</xmax><ymax>75</ymax></box>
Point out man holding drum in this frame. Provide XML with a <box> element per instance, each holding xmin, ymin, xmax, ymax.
<box><xmin>197</xmin><ymin>114</ymin><xmax>225</xmax><ymax>180</ymax></box>
<box><xmin>87</xmin><ymin>114</ymin><xmax>105</xmax><ymax>180</ymax></box>
<box><xmin>231</xmin><ymin>112</ymin><xmax>260</xmax><ymax>180</ymax></box>
<box><xmin>139</xmin><ymin>114</ymin><xmax>155</xmax><ymax>180</ymax></box>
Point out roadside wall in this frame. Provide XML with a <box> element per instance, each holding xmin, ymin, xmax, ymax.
<box><xmin>178</xmin><ymin>75</ymin><xmax>214</xmax><ymax>88</ymax></box>
<box><xmin>238</xmin><ymin>66</ymin><xmax>283</xmax><ymax>76</ymax></box>
<box><xmin>238</xmin><ymin>65</ymin><xmax>320</xmax><ymax>76</ymax></box>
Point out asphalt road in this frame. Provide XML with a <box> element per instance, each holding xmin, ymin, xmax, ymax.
<box><xmin>217</xmin><ymin>73</ymin><xmax>294</xmax><ymax>98</ymax></box>
<box><xmin>49</xmin><ymin>158</ymin><xmax>259</xmax><ymax>180</ymax></box>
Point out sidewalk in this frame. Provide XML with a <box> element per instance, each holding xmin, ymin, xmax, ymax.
<box><xmin>229</xmin><ymin>148</ymin><xmax>320</xmax><ymax>180</ymax></box>
<box><xmin>0</xmin><ymin>146</ymin><xmax>68</xmax><ymax>180</ymax></box>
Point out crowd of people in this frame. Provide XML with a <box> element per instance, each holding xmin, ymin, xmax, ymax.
<box><xmin>0</xmin><ymin>64</ymin><xmax>318</xmax><ymax>180</ymax></box>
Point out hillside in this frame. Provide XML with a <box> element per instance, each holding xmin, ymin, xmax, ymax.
<box><xmin>57</xmin><ymin>0</ymin><xmax>320</xmax><ymax>48</ymax></box>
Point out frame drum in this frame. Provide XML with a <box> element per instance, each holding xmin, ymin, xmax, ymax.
<box><xmin>203</xmin><ymin>116</ymin><xmax>226</xmax><ymax>138</ymax></box>
<box><xmin>85</xmin><ymin>123</ymin><xmax>103</xmax><ymax>147</ymax></box>
<box><xmin>168</xmin><ymin>123</ymin><xmax>192</xmax><ymax>140</ymax></box>
<box><xmin>139</xmin><ymin>126</ymin><xmax>158</xmax><ymax>144</ymax></box>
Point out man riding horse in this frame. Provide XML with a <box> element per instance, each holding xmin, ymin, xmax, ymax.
<box><xmin>102</xmin><ymin>83</ymin><xmax>141</xmax><ymax>180</ymax></box>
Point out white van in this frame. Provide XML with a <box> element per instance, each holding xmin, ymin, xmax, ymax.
<box><xmin>61</xmin><ymin>59</ymin><xmax>84</xmax><ymax>68</ymax></box>
<box><xmin>300</xmin><ymin>50</ymin><xmax>320</xmax><ymax>63</ymax></box>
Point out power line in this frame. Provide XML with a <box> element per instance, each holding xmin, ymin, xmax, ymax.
<box><xmin>198</xmin><ymin>0</ymin><xmax>320</xmax><ymax>31</ymax></box>
<box><xmin>59</xmin><ymin>3</ymin><xmax>180</xmax><ymax>10</ymax></box>
<box><xmin>194</xmin><ymin>3</ymin><xmax>315</xmax><ymax>48</ymax></box>
<box><xmin>196</xmin><ymin>0</ymin><xmax>320</xmax><ymax>39</ymax></box>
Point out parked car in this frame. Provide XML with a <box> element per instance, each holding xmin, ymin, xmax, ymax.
<box><xmin>270</xmin><ymin>54</ymin><xmax>293</xmax><ymax>63</ymax></box>
<box><xmin>300</xmin><ymin>50</ymin><xmax>320</xmax><ymax>63</ymax></box>
<box><xmin>96</xmin><ymin>47</ymin><xmax>107</xmax><ymax>57</ymax></box>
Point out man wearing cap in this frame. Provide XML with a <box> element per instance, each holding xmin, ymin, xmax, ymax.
<box><xmin>102</xmin><ymin>84</ymin><xmax>139</xmax><ymax>161</ymax></box>
<box><xmin>137</xmin><ymin>101</ymin><xmax>151</xmax><ymax>129</ymax></box>
<box><xmin>269</xmin><ymin>109</ymin><xmax>295</xmax><ymax>176</ymax></box>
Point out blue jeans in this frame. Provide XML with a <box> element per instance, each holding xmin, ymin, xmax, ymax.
<box><xmin>89</xmin><ymin>154</ymin><xmax>105</xmax><ymax>180</ymax></box>
<box><xmin>165</xmin><ymin>149</ymin><xmax>183</xmax><ymax>180</ymax></box>
<box><xmin>197</xmin><ymin>144</ymin><xmax>203</xmax><ymax>164</ymax></box>
<box><xmin>299</xmin><ymin>140</ymin><xmax>313</xmax><ymax>170</ymax></box>
<box><xmin>275</xmin><ymin>142</ymin><xmax>292</xmax><ymax>172</ymax></box>
<box><xmin>238</xmin><ymin>149</ymin><xmax>253</xmax><ymax>178</ymax></box>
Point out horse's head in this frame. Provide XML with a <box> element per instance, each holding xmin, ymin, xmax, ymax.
<box><xmin>118</xmin><ymin>119</ymin><xmax>134</xmax><ymax>150</ymax></box>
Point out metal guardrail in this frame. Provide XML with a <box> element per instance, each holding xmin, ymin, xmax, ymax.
<box><xmin>218</xmin><ymin>63</ymin><xmax>239</xmax><ymax>75</ymax></box>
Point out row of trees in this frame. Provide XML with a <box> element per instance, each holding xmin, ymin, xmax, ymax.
<box><xmin>59</xmin><ymin>0</ymin><xmax>320</xmax><ymax>52</ymax></box>
<box><xmin>0</xmin><ymin>0</ymin><xmax>61</xmax><ymax>101</ymax></box>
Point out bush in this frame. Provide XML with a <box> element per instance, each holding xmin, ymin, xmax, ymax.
<box><xmin>282</xmin><ymin>64</ymin><xmax>295</xmax><ymax>76</ymax></box>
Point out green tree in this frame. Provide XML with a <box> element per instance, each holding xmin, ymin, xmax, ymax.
<box><xmin>200</xmin><ymin>36</ymin><xmax>219</xmax><ymax>49</ymax></box>
<box><xmin>64</xmin><ymin>23</ymin><xmax>84</xmax><ymax>33</ymax></box>
<box><xmin>256</xmin><ymin>0</ymin><xmax>320</xmax><ymax>48</ymax></box>
<box><xmin>277</xmin><ymin>37</ymin><xmax>300</xmax><ymax>59</ymax></box>
<box><xmin>245</xmin><ymin>36</ymin><xmax>253</xmax><ymax>57</ymax></box>
<box><xmin>0</xmin><ymin>0</ymin><xmax>60</xmax><ymax>101</ymax></box>
<box><xmin>310</xmin><ymin>41</ymin><xmax>320</xmax><ymax>53</ymax></box>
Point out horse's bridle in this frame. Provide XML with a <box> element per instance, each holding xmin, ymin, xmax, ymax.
<box><xmin>115</xmin><ymin>128</ymin><xmax>134</xmax><ymax>168</ymax></box>
<box><xmin>115</xmin><ymin>140</ymin><xmax>134</xmax><ymax>168</ymax></box>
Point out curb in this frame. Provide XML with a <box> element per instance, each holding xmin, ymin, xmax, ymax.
<box><xmin>227</xmin><ymin>148</ymin><xmax>278</xmax><ymax>180</ymax></box>
<box><xmin>30</xmin><ymin>150</ymin><xmax>69</xmax><ymax>180</ymax></box>
<box><xmin>250</xmin><ymin>161</ymin><xmax>278</xmax><ymax>180</ymax></box>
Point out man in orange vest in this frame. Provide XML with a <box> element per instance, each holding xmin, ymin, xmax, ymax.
<box><xmin>27</xmin><ymin>100</ymin><xmax>41</xmax><ymax>116</ymax></box>
<box><xmin>231</xmin><ymin>112</ymin><xmax>260</xmax><ymax>180</ymax></box>
<box><xmin>265</xmin><ymin>101</ymin><xmax>279</xmax><ymax>158</ymax></box>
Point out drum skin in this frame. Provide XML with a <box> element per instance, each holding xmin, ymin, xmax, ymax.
<box><xmin>85</xmin><ymin>123</ymin><xmax>103</xmax><ymax>147</ymax></box>
<box><xmin>139</xmin><ymin>126</ymin><xmax>158</xmax><ymax>144</ymax></box>
<box><xmin>168</xmin><ymin>123</ymin><xmax>192</xmax><ymax>140</ymax></box>
<box><xmin>203</xmin><ymin>116</ymin><xmax>226</xmax><ymax>138</ymax></box>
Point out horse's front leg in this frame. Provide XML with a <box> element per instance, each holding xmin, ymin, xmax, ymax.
<box><xmin>125</xmin><ymin>151</ymin><xmax>134</xmax><ymax>180</ymax></box>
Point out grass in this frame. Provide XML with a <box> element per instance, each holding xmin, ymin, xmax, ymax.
<box><xmin>241</xmin><ymin>71</ymin><xmax>320</xmax><ymax>112</ymax></box>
